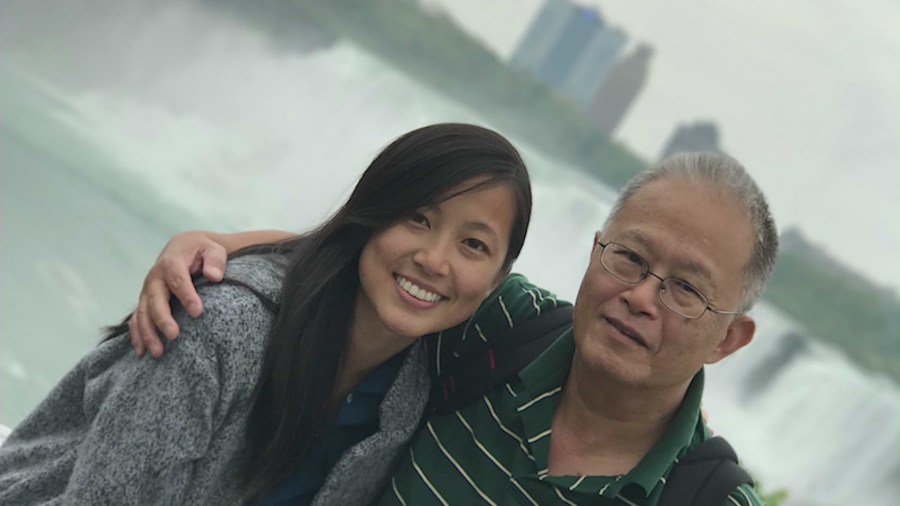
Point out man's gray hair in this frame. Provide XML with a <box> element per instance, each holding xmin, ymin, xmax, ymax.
<box><xmin>604</xmin><ymin>152</ymin><xmax>778</xmax><ymax>312</ymax></box>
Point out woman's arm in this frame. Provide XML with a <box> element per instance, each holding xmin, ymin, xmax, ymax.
<box><xmin>130</xmin><ymin>229</ymin><xmax>295</xmax><ymax>358</ymax></box>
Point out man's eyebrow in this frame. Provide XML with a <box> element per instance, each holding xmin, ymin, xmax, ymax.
<box><xmin>679</xmin><ymin>259</ymin><xmax>714</xmax><ymax>285</ymax></box>
<box><xmin>620</xmin><ymin>230</ymin><xmax>714</xmax><ymax>284</ymax></box>
<box><xmin>619</xmin><ymin>230</ymin><xmax>656</xmax><ymax>254</ymax></box>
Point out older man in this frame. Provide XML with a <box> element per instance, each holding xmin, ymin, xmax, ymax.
<box><xmin>374</xmin><ymin>153</ymin><xmax>775</xmax><ymax>505</ymax></box>
<box><xmin>121</xmin><ymin>152</ymin><xmax>776</xmax><ymax>505</ymax></box>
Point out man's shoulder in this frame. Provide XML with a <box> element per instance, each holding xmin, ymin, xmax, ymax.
<box><xmin>498</xmin><ymin>272</ymin><xmax>570</xmax><ymax>306</ymax></box>
<box><xmin>434</xmin><ymin>273</ymin><xmax>571</xmax><ymax>359</ymax></box>
<box><xmin>659</xmin><ymin>434</ymin><xmax>759</xmax><ymax>506</ymax></box>
<box><xmin>481</xmin><ymin>272</ymin><xmax>571</xmax><ymax>328</ymax></box>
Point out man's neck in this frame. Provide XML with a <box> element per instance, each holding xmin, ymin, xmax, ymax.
<box><xmin>547</xmin><ymin>358</ymin><xmax>689</xmax><ymax>477</ymax></box>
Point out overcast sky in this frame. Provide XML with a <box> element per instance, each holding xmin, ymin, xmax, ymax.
<box><xmin>426</xmin><ymin>0</ymin><xmax>899</xmax><ymax>292</ymax></box>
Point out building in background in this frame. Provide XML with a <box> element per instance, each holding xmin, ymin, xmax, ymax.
<box><xmin>659</xmin><ymin>120</ymin><xmax>721</xmax><ymax>159</ymax></box>
<box><xmin>532</xmin><ymin>6</ymin><xmax>602</xmax><ymax>89</ymax></box>
<box><xmin>588</xmin><ymin>43</ymin><xmax>653</xmax><ymax>136</ymax></box>
<box><xmin>511</xmin><ymin>0</ymin><xmax>627</xmax><ymax>107</ymax></box>
<box><xmin>560</xmin><ymin>25</ymin><xmax>626</xmax><ymax>105</ymax></box>
<box><xmin>510</xmin><ymin>0</ymin><xmax>577</xmax><ymax>78</ymax></box>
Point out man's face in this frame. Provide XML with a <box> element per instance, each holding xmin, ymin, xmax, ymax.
<box><xmin>572</xmin><ymin>177</ymin><xmax>757</xmax><ymax>391</ymax></box>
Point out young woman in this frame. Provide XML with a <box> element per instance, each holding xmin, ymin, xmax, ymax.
<box><xmin>0</xmin><ymin>124</ymin><xmax>566</xmax><ymax>505</ymax></box>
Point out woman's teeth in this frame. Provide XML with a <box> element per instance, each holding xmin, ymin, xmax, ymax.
<box><xmin>395</xmin><ymin>275</ymin><xmax>442</xmax><ymax>302</ymax></box>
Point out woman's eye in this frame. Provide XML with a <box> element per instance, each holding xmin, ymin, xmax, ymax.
<box><xmin>409</xmin><ymin>213</ymin><xmax>429</xmax><ymax>227</ymax></box>
<box><xmin>462</xmin><ymin>238</ymin><xmax>489</xmax><ymax>253</ymax></box>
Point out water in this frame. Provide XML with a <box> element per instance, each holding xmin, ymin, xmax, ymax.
<box><xmin>1</xmin><ymin>2</ymin><xmax>896</xmax><ymax>504</ymax></box>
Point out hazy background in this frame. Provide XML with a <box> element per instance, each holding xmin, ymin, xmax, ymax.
<box><xmin>427</xmin><ymin>0</ymin><xmax>899</xmax><ymax>292</ymax></box>
<box><xmin>1</xmin><ymin>1</ymin><xmax>897</xmax><ymax>505</ymax></box>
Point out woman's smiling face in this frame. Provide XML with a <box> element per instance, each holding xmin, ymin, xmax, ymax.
<box><xmin>354</xmin><ymin>179</ymin><xmax>516</xmax><ymax>343</ymax></box>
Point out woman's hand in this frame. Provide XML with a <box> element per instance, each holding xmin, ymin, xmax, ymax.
<box><xmin>129</xmin><ymin>232</ymin><xmax>228</xmax><ymax>358</ymax></box>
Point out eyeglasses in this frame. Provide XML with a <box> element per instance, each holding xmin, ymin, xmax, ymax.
<box><xmin>596</xmin><ymin>241</ymin><xmax>742</xmax><ymax>320</ymax></box>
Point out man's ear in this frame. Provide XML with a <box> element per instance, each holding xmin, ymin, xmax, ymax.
<box><xmin>706</xmin><ymin>315</ymin><xmax>755</xmax><ymax>364</ymax></box>
<box><xmin>593</xmin><ymin>231</ymin><xmax>603</xmax><ymax>254</ymax></box>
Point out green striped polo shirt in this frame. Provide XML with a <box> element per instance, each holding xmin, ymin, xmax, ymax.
<box><xmin>379</xmin><ymin>329</ymin><xmax>763</xmax><ymax>506</ymax></box>
<box><xmin>428</xmin><ymin>272</ymin><xmax>570</xmax><ymax>379</ymax></box>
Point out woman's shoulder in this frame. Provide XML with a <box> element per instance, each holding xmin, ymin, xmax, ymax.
<box><xmin>165</xmin><ymin>254</ymin><xmax>285</xmax><ymax>365</ymax></box>
<box><xmin>217</xmin><ymin>253</ymin><xmax>286</xmax><ymax>296</ymax></box>
<box><xmin>193</xmin><ymin>254</ymin><xmax>284</xmax><ymax>316</ymax></box>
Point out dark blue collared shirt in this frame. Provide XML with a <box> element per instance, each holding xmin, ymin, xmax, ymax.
<box><xmin>258</xmin><ymin>351</ymin><xmax>405</xmax><ymax>506</ymax></box>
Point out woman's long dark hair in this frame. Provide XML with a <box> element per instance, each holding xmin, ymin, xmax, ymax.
<box><xmin>110</xmin><ymin>123</ymin><xmax>531</xmax><ymax>500</ymax></box>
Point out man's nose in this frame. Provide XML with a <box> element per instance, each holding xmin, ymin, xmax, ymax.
<box><xmin>412</xmin><ymin>239</ymin><xmax>451</xmax><ymax>276</ymax></box>
<box><xmin>621</xmin><ymin>274</ymin><xmax>661</xmax><ymax>317</ymax></box>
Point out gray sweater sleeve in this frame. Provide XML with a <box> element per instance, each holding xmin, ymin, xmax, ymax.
<box><xmin>0</xmin><ymin>256</ymin><xmax>280</xmax><ymax>505</ymax></box>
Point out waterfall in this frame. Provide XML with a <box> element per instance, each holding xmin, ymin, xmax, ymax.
<box><xmin>2</xmin><ymin>2</ymin><xmax>896</xmax><ymax>504</ymax></box>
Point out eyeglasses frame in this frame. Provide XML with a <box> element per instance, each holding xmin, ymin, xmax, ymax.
<box><xmin>596</xmin><ymin>241</ymin><xmax>743</xmax><ymax>320</ymax></box>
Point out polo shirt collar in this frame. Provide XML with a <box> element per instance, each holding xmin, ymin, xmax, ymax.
<box><xmin>513</xmin><ymin>330</ymin><xmax>706</xmax><ymax>497</ymax></box>
<box><xmin>624</xmin><ymin>369</ymin><xmax>705</xmax><ymax>495</ymax></box>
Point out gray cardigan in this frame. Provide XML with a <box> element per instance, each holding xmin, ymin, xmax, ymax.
<box><xmin>0</xmin><ymin>255</ymin><xmax>431</xmax><ymax>505</ymax></box>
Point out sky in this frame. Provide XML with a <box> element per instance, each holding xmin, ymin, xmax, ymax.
<box><xmin>425</xmin><ymin>0</ymin><xmax>899</xmax><ymax>293</ymax></box>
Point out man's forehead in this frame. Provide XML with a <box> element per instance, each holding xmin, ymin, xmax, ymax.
<box><xmin>608</xmin><ymin>177</ymin><xmax>758</xmax><ymax>298</ymax></box>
